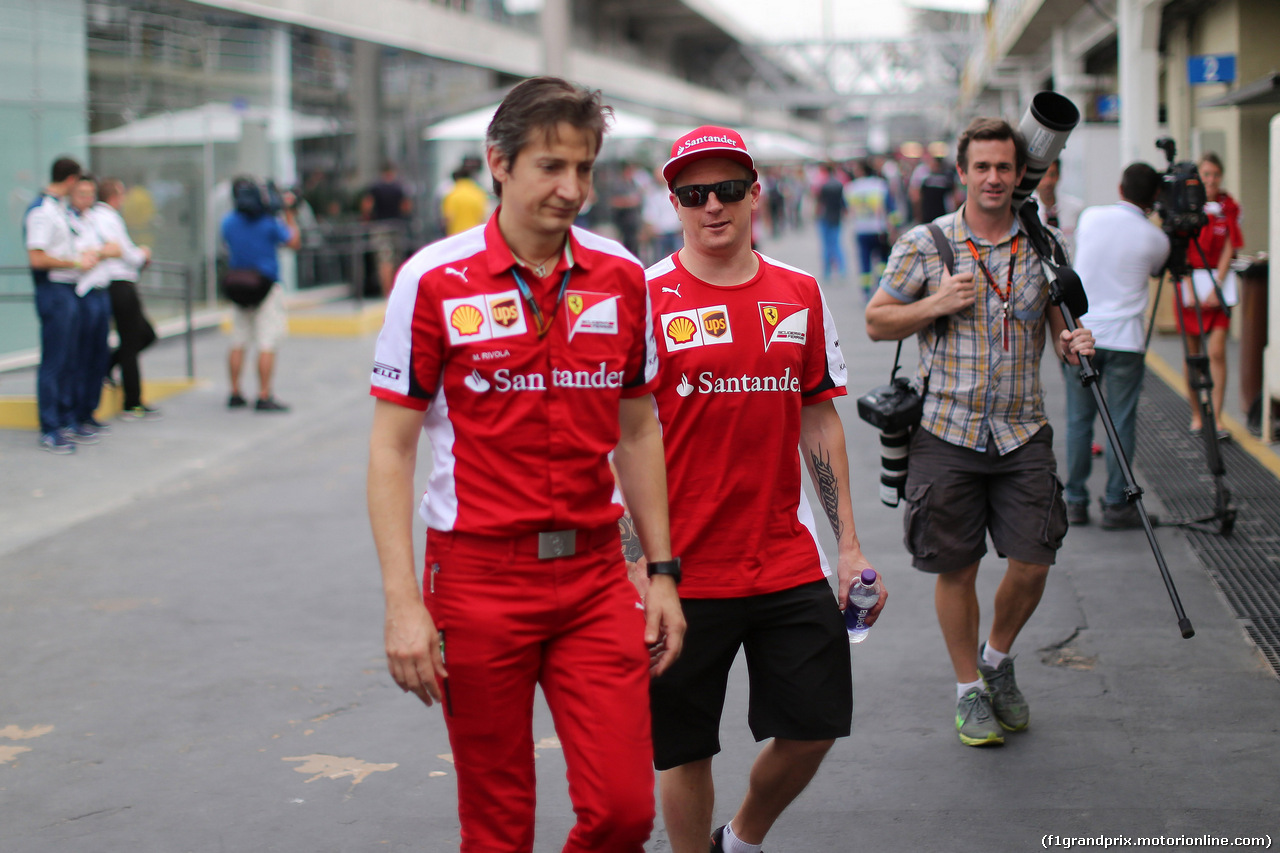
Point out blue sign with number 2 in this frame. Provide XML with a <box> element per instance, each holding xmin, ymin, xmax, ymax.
<box><xmin>1188</xmin><ymin>54</ymin><xmax>1236</xmax><ymax>85</ymax></box>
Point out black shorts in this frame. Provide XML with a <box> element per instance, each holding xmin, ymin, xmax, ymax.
<box><xmin>902</xmin><ymin>425</ymin><xmax>1068</xmax><ymax>574</ymax></box>
<box><xmin>649</xmin><ymin>580</ymin><xmax>852</xmax><ymax>771</ymax></box>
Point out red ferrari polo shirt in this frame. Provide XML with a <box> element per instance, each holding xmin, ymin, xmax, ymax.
<box><xmin>371</xmin><ymin>214</ymin><xmax>659</xmax><ymax>536</ymax></box>
<box><xmin>646</xmin><ymin>251</ymin><xmax>847</xmax><ymax>598</ymax></box>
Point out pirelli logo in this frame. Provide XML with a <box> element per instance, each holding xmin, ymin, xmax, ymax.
<box><xmin>372</xmin><ymin>361</ymin><xmax>401</xmax><ymax>381</ymax></box>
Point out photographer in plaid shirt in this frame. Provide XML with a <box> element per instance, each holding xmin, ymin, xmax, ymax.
<box><xmin>865</xmin><ymin>117</ymin><xmax>1094</xmax><ymax>747</ymax></box>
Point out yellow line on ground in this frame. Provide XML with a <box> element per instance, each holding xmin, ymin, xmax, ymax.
<box><xmin>0</xmin><ymin>378</ymin><xmax>202</xmax><ymax>430</ymax></box>
<box><xmin>1144</xmin><ymin>350</ymin><xmax>1280</xmax><ymax>480</ymax></box>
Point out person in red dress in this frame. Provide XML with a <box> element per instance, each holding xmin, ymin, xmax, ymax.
<box><xmin>1179</xmin><ymin>152</ymin><xmax>1243</xmax><ymax>436</ymax></box>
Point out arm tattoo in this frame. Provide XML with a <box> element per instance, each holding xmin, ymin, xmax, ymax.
<box><xmin>618</xmin><ymin>514</ymin><xmax>645</xmax><ymax>562</ymax></box>
<box><xmin>810</xmin><ymin>447</ymin><xmax>844</xmax><ymax>540</ymax></box>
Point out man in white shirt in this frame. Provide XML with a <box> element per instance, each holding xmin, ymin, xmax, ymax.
<box><xmin>1063</xmin><ymin>163</ymin><xmax>1170</xmax><ymax>529</ymax></box>
<box><xmin>91</xmin><ymin>178</ymin><xmax>159</xmax><ymax>420</ymax></box>
<box><xmin>25</xmin><ymin>157</ymin><xmax>100</xmax><ymax>454</ymax></box>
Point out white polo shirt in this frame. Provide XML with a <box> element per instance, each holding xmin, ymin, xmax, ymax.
<box><xmin>86</xmin><ymin>202</ymin><xmax>149</xmax><ymax>284</ymax></box>
<box><xmin>24</xmin><ymin>194</ymin><xmax>82</xmax><ymax>285</ymax></box>
<box><xmin>1074</xmin><ymin>201</ymin><xmax>1171</xmax><ymax>352</ymax></box>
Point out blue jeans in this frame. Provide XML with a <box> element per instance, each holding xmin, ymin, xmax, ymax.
<box><xmin>855</xmin><ymin>231</ymin><xmax>883</xmax><ymax>276</ymax></box>
<box><xmin>34</xmin><ymin>280</ymin><xmax>82</xmax><ymax>435</ymax></box>
<box><xmin>75</xmin><ymin>288</ymin><xmax>112</xmax><ymax>423</ymax></box>
<box><xmin>1062</xmin><ymin>348</ymin><xmax>1145</xmax><ymax>506</ymax></box>
<box><xmin>818</xmin><ymin>220</ymin><xmax>845</xmax><ymax>279</ymax></box>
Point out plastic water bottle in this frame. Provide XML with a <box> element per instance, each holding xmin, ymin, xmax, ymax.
<box><xmin>845</xmin><ymin>569</ymin><xmax>879</xmax><ymax>644</ymax></box>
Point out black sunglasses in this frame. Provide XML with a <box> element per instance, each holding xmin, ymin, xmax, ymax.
<box><xmin>673</xmin><ymin>180</ymin><xmax>750</xmax><ymax>208</ymax></box>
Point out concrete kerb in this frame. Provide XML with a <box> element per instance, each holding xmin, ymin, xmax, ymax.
<box><xmin>0</xmin><ymin>288</ymin><xmax>385</xmax><ymax>430</ymax></box>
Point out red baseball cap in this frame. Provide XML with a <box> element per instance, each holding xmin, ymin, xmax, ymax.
<box><xmin>661</xmin><ymin>126</ymin><xmax>757</xmax><ymax>187</ymax></box>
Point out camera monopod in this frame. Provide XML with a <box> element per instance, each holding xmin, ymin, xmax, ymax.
<box><xmin>1015</xmin><ymin>92</ymin><xmax>1195</xmax><ymax>639</ymax></box>
<box><xmin>1143</xmin><ymin>140</ymin><xmax>1237</xmax><ymax>536</ymax></box>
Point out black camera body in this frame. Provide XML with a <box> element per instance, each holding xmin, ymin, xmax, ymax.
<box><xmin>856</xmin><ymin>376</ymin><xmax>923</xmax><ymax>433</ymax></box>
<box><xmin>1154</xmin><ymin>160</ymin><xmax>1207</xmax><ymax>241</ymax></box>
<box><xmin>231</xmin><ymin>178</ymin><xmax>289</xmax><ymax>219</ymax></box>
<box><xmin>1152</xmin><ymin>137</ymin><xmax>1208</xmax><ymax>280</ymax></box>
<box><xmin>857</xmin><ymin>376</ymin><xmax>922</xmax><ymax>508</ymax></box>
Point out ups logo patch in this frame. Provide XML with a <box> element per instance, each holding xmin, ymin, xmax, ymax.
<box><xmin>701</xmin><ymin>310</ymin><xmax>728</xmax><ymax>338</ymax></box>
<box><xmin>490</xmin><ymin>298</ymin><xmax>520</xmax><ymax>328</ymax></box>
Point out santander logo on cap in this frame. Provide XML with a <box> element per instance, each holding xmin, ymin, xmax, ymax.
<box><xmin>663</xmin><ymin>125</ymin><xmax>757</xmax><ymax>185</ymax></box>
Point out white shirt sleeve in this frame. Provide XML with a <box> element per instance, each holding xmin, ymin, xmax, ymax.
<box><xmin>95</xmin><ymin>205</ymin><xmax>149</xmax><ymax>268</ymax></box>
<box><xmin>24</xmin><ymin>203</ymin><xmax>57</xmax><ymax>252</ymax></box>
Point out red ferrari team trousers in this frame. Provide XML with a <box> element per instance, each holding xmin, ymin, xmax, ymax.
<box><xmin>424</xmin><ymin>525</ymin><xmax>654</xmax><ymax>853</ymax></box>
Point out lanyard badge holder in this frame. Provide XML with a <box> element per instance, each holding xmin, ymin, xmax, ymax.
<box><xmin>966</xmin><ymin>236</ymin><xmax>1018</xmax><ymax>352</ymax></box>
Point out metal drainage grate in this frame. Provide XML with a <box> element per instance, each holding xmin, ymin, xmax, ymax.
<box><xmin>1136</xmin><ymin>367</ymin><xmax>1280</xmax><ymax>678</ymax></box>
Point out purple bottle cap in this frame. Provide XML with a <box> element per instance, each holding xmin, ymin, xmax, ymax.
<box><xmin>860</xmin><ymin>568</ymin><xmax>877</xmax><ymax>586</ymax></box>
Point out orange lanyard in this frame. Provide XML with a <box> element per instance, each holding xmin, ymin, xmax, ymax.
<box><xmin>966</xmin><ymin>235</ymin><xmax>1018</xmax><ymax>352</ymax></box>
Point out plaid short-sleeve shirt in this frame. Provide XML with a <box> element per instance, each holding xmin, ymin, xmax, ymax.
<box><xmin>879</xmin><ymin>207</ymin><xmax>1068</xmax><ymax>454</ymax></box>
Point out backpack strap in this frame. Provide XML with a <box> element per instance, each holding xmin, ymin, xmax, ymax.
<box><xmin>899</xmin><ymin>222</ymin><xmax>952</xmax><ymax>397</ymax></box>
<box><xmin>926</xmin><ymin>222</ymin><xmax>955</xmax><ymax>275</ymax></box>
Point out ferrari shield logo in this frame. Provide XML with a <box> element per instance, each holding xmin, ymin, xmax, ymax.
<box><xmin>568</xmin><ymin>294</ymin><xmax>584</xmax><ymax>315</ymax></box>
<box><xmin>763</xmin><ymin>306</ymin><xmax>778</xmax><ymax>325</ymax></box>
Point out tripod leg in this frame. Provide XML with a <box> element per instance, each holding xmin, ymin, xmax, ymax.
<box><xmin>1054</xmin><ymin>296</ymin><xmax>1194</xmax><ymax>638</ymax></box>
<box><xmin>1184</xmin><ymin>354</ymin><xmax>1225</xmax><ymax>475</ymax></box>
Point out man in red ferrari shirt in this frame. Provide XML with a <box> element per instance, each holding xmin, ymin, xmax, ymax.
<box><xmin>367</xmin><ymin>76</ymin><xmax>685</xmax><ymax>853</ymax></box>
<box><xmin>641</xmin><ymin>126</ymin><xmax>886</xmax><ymax>853</ymax></box>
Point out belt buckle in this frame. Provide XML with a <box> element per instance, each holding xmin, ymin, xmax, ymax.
<box><xmin>538</xmin><ymin>529</ymin><xmax>577</xmax><ymax>559</ymax></box>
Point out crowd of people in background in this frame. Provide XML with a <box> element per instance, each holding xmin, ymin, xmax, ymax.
<box><xmin>22</xmin><ymin>128</ymin><xmax>1244</xmax><ymax>470</ymax></box>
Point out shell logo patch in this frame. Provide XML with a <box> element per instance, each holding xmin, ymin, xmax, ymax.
<box><xmin>450</xmin><ymin>304</ymin><xmax>484</xmax><ymax>336</ymax></box>
<box><xmin>666</xmin><ymin>316</ymin><xmax>697</xmax><ymax>345</ymax></box>
<box><xmin>758</xmin><ymin>302</ymin><xmax>808</xmax><ymax>350</ymax></box>
<box><xmin>659</xmin><ymin>305</ymin><xmax>732</xmax><ymax>353</ymax></box>
<box><xmin>565</xmin><ymin>291</ymin><xmax>619</xmax><ymax>340</ymax></box>
<box><xmin>443</xmin><ymin>289</ymin><xmax>527</xmax><ymax>346</ymax></box>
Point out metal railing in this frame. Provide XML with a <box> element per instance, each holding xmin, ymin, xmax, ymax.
<box><xmin>295</xmin><ymin>219</ymin><xmax>417</xmax><ymax>303</ymax></box>
<box><xmin>0</xmin><ymin>261</ymin><xmax>198</xmax><ymax>378</ymax></box>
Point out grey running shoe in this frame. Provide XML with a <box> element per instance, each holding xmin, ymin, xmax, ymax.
<box><xmin>955</xmin><ymin>686</ymin><xmax>1004</xmax><ymax>746</ymax></box>
<box><xmin>979</xmin><ymin>648</ymin><xmax>1030</xmax><ymax>732</ymax></box>
<box><xmin>84</xmin><ymin>417</ymin><xmax>113</xmax><ymax>436</ymax></box>
<box><xmin>121</xmin><ymin>405</ymin><xmax>163</xmax><ymax>422</ymax></box>
<box><xmin>254</xmin><ymin>396</ymin><xmax>290</xmax><ymax>413</ymax></box>
<box><xmin>39</xmin><ymin>431</ymin><xmax>75</xmax><ymax>455</ymax></box>
<box><xmin>1066</xmin><ymin>501</ymin><xmax>1089</xmax><ymax>526</ymax></box>
<box><xmin>1100</xmin><ymin>501</ymin><xmax>1153</xmax><ymax>530</ymax></box>
<box><xmin>62</xmin><ymin>424</ymin><xmax>101</xmax><ymax>445</ymax></box>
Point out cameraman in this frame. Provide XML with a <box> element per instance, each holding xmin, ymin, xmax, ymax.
<box><xmin>1180</xmin><ymin>152</ymin><xmax>1242</xmax><ymax>438</ymax></box>
<box><xmin>1063</xmin><ymin>163</ymin><xmax>1169</xmax><ymax>529</ymax></box>
<box><xmin>865</xmin><ymin>117</ymin><xmax>1094</xmax><ymax>748</ymax></box>
<box><xmin>221</xmin><ymin>176</ymin><xmax>300</xmax><ymax>412</ymax></box>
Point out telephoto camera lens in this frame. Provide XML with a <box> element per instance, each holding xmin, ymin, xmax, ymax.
<box><xmin>878</xmin><ymin>429</ymin><xmax>911</xmax><ymax>507</ymax></box>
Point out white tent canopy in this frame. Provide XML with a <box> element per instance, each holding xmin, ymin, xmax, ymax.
<box><xmin>741</xmin><ymin>129</ymin><xmax>820</xmax><ymax>163</ymax></box>
<box><xmin>90</xmin><ymin>102</ymin><xmax>341</xmax><ymax>148</ymax></box>
<box><xmin>425</xmin><ymin>103</ymin><xmax>659</xmax><ymax>142</ymax></box>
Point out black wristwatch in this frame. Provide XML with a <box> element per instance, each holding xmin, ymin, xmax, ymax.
<box><xmin>646</xmin><ymin>557</ymin><xmax>682</xmax><ymax>585</ymax></box>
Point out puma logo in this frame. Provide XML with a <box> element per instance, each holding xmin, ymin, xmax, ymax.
<box><xmin>445</xmin><ymin>266</ymin><xmax>469</xmax><ymax>282</ymax></box>
<box><xmin>661</xmin><ymin>283</ymin><xmax>682</xmax><ymax>298</ymax></box>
